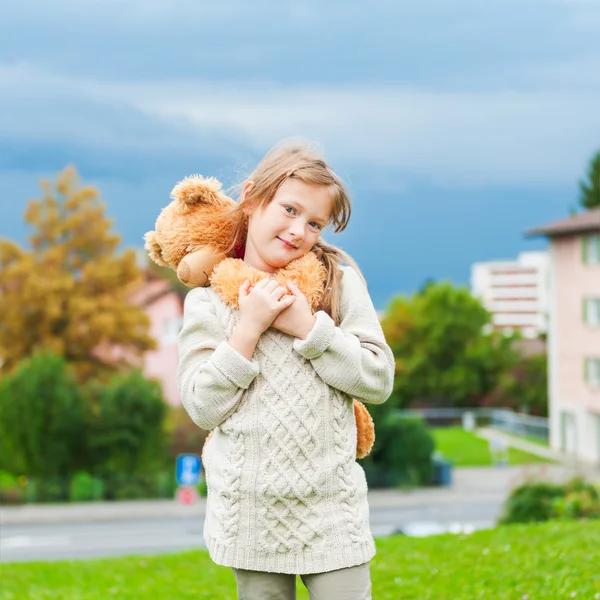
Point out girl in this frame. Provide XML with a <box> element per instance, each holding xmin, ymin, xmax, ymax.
<box><xmin>177</xmin><ymin>140</ymin><xmax>395</xmax><ymax>600</ymax></box>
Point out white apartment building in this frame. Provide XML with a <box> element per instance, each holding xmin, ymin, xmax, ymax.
<box><xmin>471</xmin><ymin>251</ymin><xmax>550</xmax><ymax>339</ymax></box>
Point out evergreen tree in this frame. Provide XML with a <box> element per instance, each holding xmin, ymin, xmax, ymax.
<box><xmin>579</xmin><ymin>150</ymin><xmax>600</xmax><ymax>210</ymax></box>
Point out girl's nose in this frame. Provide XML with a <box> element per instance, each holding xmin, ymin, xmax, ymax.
<box><xmin>289</xmin><ymin>222</ymin><xmax>304</xmax><ymax>240</ymax></box>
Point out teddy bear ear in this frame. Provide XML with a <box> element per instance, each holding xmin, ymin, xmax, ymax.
<box><xmin>144</xmin><ymin>231</ymin><xmax>169</xmax><ymax>267</ymax></box>
<box><xmin>170</xmin><ymin>175</ymin><xmax>224</xmax><ymax>207</ymax></box>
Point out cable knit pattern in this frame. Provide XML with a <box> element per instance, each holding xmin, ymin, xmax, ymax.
<box><xmin>177</xmin><ymin>266</ymin><xmax>395</xmax><ymax>574</ymax></box>
<box><xmin>254</xmin><ymin>330</ymin><xmax>326</xmax><ymax>555</ymax></box>
<box><xmin>331</xmin><ymin>389</ymin><xmax>364</xmax><ymax>544</ymax></box>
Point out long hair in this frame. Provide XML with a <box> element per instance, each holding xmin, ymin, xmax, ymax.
<box><xmin>220</xmin><ymin>139</ymin><xmax>364</xmax><ymax>325</ymax></box>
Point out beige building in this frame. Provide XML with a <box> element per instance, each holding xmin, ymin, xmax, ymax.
<box><xmin>471</xmin><ymin>251</ymin><xmax>550</xmax><ymax>339</ymax></box>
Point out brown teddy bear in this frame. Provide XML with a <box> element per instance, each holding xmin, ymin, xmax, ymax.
<box><xmin>144</xmin><ymin>175</ymin><xmax>375</xmax><ymax>459</ymax></box>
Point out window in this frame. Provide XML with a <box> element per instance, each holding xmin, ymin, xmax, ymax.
<box><xmin>583</xmin><ymin>298</ymin><xmax>600</xmax><ymax>326</ymax></box>
<box><xmin>582</xmin><ymin>234</ymin><xmax>600</xmax><ymax>265</ymax></box>
<box><xmin>585</xmin><ymin>357</ymin><xmax>600</xmax><ymax>388</ymax></box>
<box><xmin>163</xmin><ymin>317</ymin><xmax>183</xmax><ymax>343</ymax></box>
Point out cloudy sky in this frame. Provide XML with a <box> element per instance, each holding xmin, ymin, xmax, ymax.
<box><xmin>1</xmin><ymin>0</ymin><xmax>599</xmax><ymax>308</ymax></box>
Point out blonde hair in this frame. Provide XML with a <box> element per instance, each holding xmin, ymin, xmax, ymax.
<box><xmin>222</xmin><ymin>140</ymin><xmax>363</xmax><ymax>324</ymax></box>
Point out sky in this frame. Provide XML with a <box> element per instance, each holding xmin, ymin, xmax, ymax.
<box><xmin>1</xmin><ymin>0</ymin><xmax>599</xmax><ymax>309</ymax></box>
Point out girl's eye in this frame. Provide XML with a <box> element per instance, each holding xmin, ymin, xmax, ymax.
<box><xmin>309</xmin><ymin>222</ymin><xmax>322</xmax><ymax>230</ymax></box>
<box><xmin>284</xmin><ymin>205</ymin><xmax>296</xmax><ymax>215</ymax></box>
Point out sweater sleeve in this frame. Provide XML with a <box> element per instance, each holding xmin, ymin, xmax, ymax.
<box><xmin>177</xmin><ymin>287</ymin><xmax>259</xmax><ymax>430</ymax></box>
<box><xmin>292</xmin><ymin>266</ymin><xmax>395</xmax><ymax>404</ymax></box>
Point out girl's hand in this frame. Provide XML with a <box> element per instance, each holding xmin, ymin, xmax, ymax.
<box><xmin>237</xmin><ymin>278</ymin><xmax>296</xmax><ymax>337</ymax></box>
<box><xmin>271</xmin><ymin>280</ymin><xmax>316</xmax><ymax>339</ymax></box>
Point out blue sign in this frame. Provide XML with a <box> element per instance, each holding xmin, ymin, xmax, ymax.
<box><xmin>176</xmin><ymin>454</ymin><xmax>202</xmax><ymax>486</ymax></box>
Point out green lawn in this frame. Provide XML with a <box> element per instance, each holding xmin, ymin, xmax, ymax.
<box><xmin>432</xmin><ymin>427</ymin><xmax>551</xmax><ymax>467</ymax></box>
<box><xmin>1</xmin><ymin>521</ymin><xmax>599</xmax><ymax>599</ymax></box>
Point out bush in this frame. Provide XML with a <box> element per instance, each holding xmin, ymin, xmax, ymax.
<box><xmin>197</xmin><ymin>475</ymin><xmax>208</xmax><ymax>498</ymax></box>
<box><xmin>500</xmin><ymin>478</ymin><xmax>600</xmax><ymax>524</ymax></box>
<box><xmin>0</xmin><ymin>470</ymin><xmax>25</xmax><ymax>504</ymax></box>
<box><xmin>164</xmin><ymin>405</ymin><xmax>208</xmax><ymax>460</ymax></box>
<box><xmin>86</xmin><ymin>370</ymin><xmax>168</xmax><ymax>499</ymax></box>
<box><xmin>69</xmin><ymin>472</ymin><xmax>103</xmax><ymax>502</ymax></box>
<box><xmin>0</xmin><ymin>351</ymin><xmax>87</xmax><ymax>480</ymax></box>
<box><xmin>551</xmin><ymin>478</ymin><xmax>600</xmax><ymax>520</ymax></box>
<box><xmin>363</xmin><ymin>415</ymin><xmax>434</xmax><ymax>488</ymax></box>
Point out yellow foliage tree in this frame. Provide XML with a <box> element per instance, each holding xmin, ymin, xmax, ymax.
<box><xmin>0</xmin><ymin>166</ymin><xmax>156</xmax><ymax>382</ymax></box>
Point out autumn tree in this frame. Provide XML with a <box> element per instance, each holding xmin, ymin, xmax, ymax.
<box><xmin>579</xmin><ymin>150</ymin><xmax>600</xmax><ymax>210</ymax></box>
<box><xmin>0</xmin><ymin>166</ymin><xmax>155</xmax><ymax>381</ymax></box>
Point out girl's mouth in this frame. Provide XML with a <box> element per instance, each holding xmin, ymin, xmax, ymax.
<box><xmin>277</xmin><ymin>237</ymin><xmax>297</xmax><ymax>249</ymax></box>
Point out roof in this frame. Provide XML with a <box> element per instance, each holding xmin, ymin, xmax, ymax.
<box><xmin>526</xmin><ymin>208</ymin><xmax>600</xmax><ymax>238</ymax></box>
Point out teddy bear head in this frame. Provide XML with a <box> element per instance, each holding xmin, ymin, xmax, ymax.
<box><xmin>144</xmin><ymin>175</ymin><xmax>239</xmax><ymax>286</ymax></box>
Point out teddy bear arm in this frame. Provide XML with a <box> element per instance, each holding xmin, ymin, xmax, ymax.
<box><xmin>177</xmin><ymin>248</ymin><xmax>229</xmax><ymax>288</ymax></box>
<box><xmin>353</xmin><ymin>400</ymin><xmax>375</xmax><ymax>459</ymax></box>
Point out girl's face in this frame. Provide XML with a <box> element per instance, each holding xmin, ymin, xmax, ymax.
<box><xmin>244</xmin><ymin>178</ymin><xmax>334</xmax><ymax>273</ymax></box>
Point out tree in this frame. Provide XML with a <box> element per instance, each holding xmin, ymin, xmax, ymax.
<box><xmin>0</xmin><ymin>166</ymin><xmax>155</xmax><ymax>381</ymax></box>
<box><xmin>579</xmin><ymin>150</ymin><xmax>600</xmax><ymax>210</ymax></box>
<box><xmin>381</xmin><ymin>281</ymin><xmax>518</xmax><ymax>409</ymax></box>
<box><xmin>483</xmin><ymin>353</ymin><xmax>548</xmax><ymax>416</ymax></box>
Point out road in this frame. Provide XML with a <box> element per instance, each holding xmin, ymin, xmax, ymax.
<box><xmin>3</xmin><ymin>464</ymin><xmax>590</xmax><ymax>563</ymax></box>
<box><xmin>1</xmin><ymin>502</ymin><xmax>500</xmax><ymax>563</ymax></box>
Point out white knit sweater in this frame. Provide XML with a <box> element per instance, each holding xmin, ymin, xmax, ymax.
<box><xmin>177</xmin><ymin>266</ymin><xmax>395</xmax><ymax>575</ymax></box>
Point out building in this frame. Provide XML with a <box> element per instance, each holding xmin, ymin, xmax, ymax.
<box><xmin>527</xmin><ymin>208</ymin><xmax>600</xmax><ymax>464</ymax></box>
<box><xmin>471</xmin><ymin>251</ymin><xmax>550</xmax><ymax>339</ymax></box>
<box><xmin>130</xmin><ymin>274</ymin><xmax>185</xmax><ymax>406</ymax></box>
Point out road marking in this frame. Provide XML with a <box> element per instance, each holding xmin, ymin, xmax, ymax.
<box><xmin>1</xmin><ymin>535</ymin><xmax>71</xmax><ymax>549</ymax></box>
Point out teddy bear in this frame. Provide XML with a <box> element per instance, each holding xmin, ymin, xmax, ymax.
<box><xmin>144</xmin><ymin>175</ymin><xmax>375</xmax><ymax>459</ymax></box>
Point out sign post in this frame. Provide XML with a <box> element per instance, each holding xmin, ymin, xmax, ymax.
<box><xmin>175</xmin><ymin>454</ymin><xmax>201</xmax><ymax>505</ymax></box>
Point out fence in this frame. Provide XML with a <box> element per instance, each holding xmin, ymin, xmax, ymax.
<box><xmin>396</xmin><ymin>407</ymin><xmax>549</xmax><ymax>442</ymax></box>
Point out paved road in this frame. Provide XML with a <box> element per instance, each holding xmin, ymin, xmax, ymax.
<box><xmin>3</xmin><ymin>464</ymin><xmax>596</xmax><ymax>563</ymax></box>
<box><xmin>1</xmin><ymin>503</ymin><xmax>500</xmax><ymax>563</ymax></box>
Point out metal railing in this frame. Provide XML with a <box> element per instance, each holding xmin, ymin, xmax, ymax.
<box><xmin>396</xmin><ymin>407</ymin><xmax>549</xmax><ymax>442</ymax></box>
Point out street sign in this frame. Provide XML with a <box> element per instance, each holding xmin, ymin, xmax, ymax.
<box><xmin>176</xmin><ymin>485</ymin><xmax>199</xmax><ymax>505</ymax></box>
<box><xmin>176</xmin><ymin>454</ymin><xmax>201</xmax><ymax>486</ymax></box>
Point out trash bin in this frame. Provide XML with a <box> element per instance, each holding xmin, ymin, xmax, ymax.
<box><xmin>432</xmin><ymin>457</ymin><xmax>453</xmax><ymax>486</ymax></box>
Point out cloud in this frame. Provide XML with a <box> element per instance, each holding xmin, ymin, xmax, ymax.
<box><xmin>2</xmin><ymin>0</ymin><xmax>598</xmax><ymax>87</ymax></box>
<box><xmin>1</xmin><ymin>61</ymin><xmax>599</xmax><ymax>189</ymax></box>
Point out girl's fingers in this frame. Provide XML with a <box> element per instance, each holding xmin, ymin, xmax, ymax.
<box><xmin>239</xmin><ymin>279</ymin><xmax>250</xmax><ymax>297</ymax></box>
<box><xmin>271</xmin><ymin>285</ymin><xmax>287</xmax><ymax>300</ymax></box>
<box><xmin>280</xmin><ymin>295</ymin><xmax>296</xmax><ymax>308</ymax></box>
<box><xmin>286</xmin><ymin>279</ymin><xmax>300</xmax><ymax>295</ymax></box>
<box><xmin>263</xmin><ymin>278</ymin><xmax>280</xmax><ymax>293</ymax></box>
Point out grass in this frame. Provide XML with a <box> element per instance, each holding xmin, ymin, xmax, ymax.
<box><xmin>1</xmin><ymin>521</ymin><xmax>599</xmax><ymax>599</ymax></box>
<box><xmin>432</xmin><ymin>427</ymin><xmax>551</xmax><ymax>467</ymax></box>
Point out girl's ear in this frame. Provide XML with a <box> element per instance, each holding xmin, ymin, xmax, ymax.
<box><xmin>241</xmin><ymin>180</ymin><xmax>255</xmax><ymax>215</ymax></box>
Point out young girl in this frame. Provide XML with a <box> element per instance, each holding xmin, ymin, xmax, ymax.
<box><xmin>177</xmin><ymin>140</ymin><xmax>394</xmax><ymax>600</ymax></box>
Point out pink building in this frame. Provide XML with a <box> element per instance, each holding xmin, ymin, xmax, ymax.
<box><xmin>130</xmin><ymin>274</ymin><xmax>185</xmax><ymax>406</ymax></box>
<box><xmin>528</xmin><ymin>208</ymin><xmax>600</xmax><ymax>464</ymax></box>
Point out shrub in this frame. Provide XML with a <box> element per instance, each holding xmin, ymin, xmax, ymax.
<box><xmin>0</xmin><ymin>351</ymin><xmax>87</xmax><ymax>480</ymax></box>
<box><xmin>500</xmin><ymin>478</ymin><xmax>600</xmax><ymax>524</ymax></box>
<box><xmin>69</xmin><ymin>472</ymin><xmax>103</xmax><ymax>502</ymax></box>
<box><xmin>551</xmin><ymin>478</ymin><xmax>600</xmax><ymax>520</ymax></box>
<box><xmin>363</xmin><ymin>415</ymin><xmax>434</xmax><ymax>488</ymax></box>
<box><xmin>86</xmin><ymin>370</ymin><xmax>168</xmax><ymax>499</ymax></box>
<box><xmin>164</xmin><ymin>405</ymin><xmax>208</xmax><ymax>460</ymax></box>
<box><xmin>0</xmin><ymin>470</ymin><xmax>24</xmax><ymax>504</ymax></box>
<box><xmin>197</xmin><ymin>475</ymin><xmax>208</xmax><ymax>498</ymax></box>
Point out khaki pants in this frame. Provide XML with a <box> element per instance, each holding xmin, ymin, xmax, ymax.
<box><xmin>233</xmin><ymin>562</ymin><xmax>371</xmax><ymax>600</ymax></box>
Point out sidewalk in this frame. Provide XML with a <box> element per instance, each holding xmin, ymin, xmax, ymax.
<box><xmin>3</xmin><ymin>464</ymin><xmax>596</xmax><ymax>526</ymax></box>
